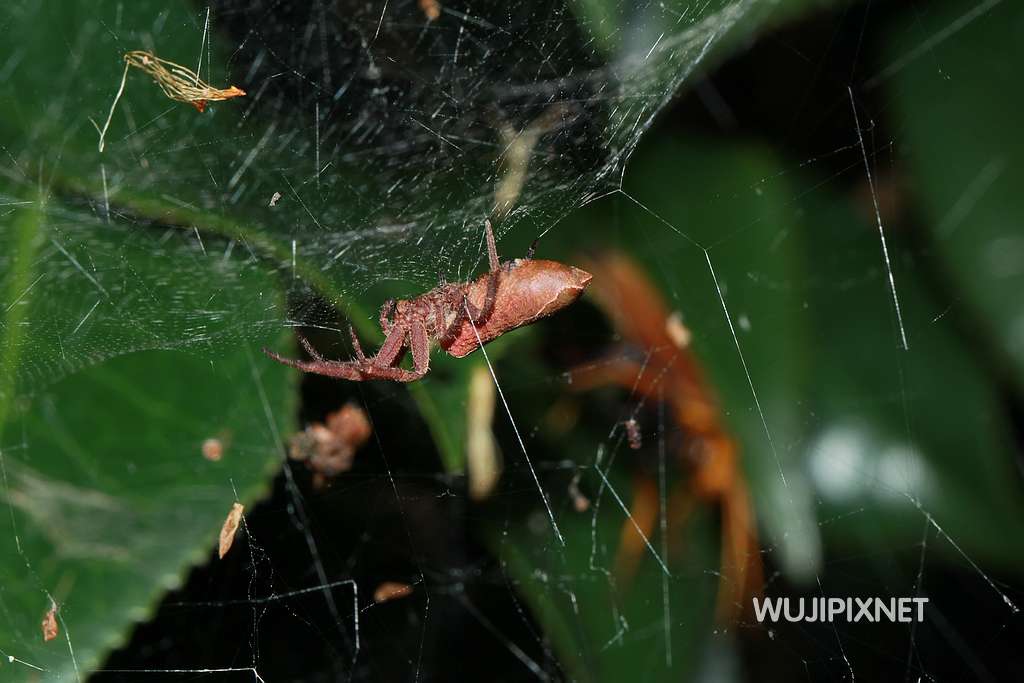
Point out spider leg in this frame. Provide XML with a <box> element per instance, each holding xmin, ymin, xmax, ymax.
<box><xmin>372</xmin><ymin>323</ymin><xmax>408</xmax><ymax>368</ymax></box>
<box><xmin>351</xmin><ymin>365</ymin><xmax>425</xmax><ymax>382</ymax></box>
<box><xmin>349</xmin><ymin>323</ymin><xmax>422</xmax><ymax>382</ymax></box>
<box><xmin>463</xmin><ymin>294</ymin><xmax>481</xmax><ymax>324</ymax></box>
<box><xmin>438</xmin><ymin>300</ymin><xmax>467</xmax><ymax>347</ymax></box>
<box><xmin>263</xmin><ymin>321</ymin><xmax>425</xmax><ymax>382</ymax></box>
<box><xmin>348</xmin><ymin>325</ymin><xmax>367</xmax><ymax>361</ymax></box>
<box><xmin>409</xmin><ymin>320</ymin><xmax>430</xmax><ymax>377</ymax></box>
<box><xmin>465</xmin><ymin>269</ymin><xmax>499</xmax><ymax>324</ymax></box>
<box><xmin>298</xmin><ymin>335</ymin><xmax>325</xmax><ymax>361</ymax></box>
<box><xmin>379</xmin><ymin>299</ymin><xmax>396</xmax><ymax>334</ymax></box>
<box><xmin>434</xmin><ymin>303</ymin><xmax>446</xmax><ymax>338</ymax></box>
<box><xmin>481</xmin><ymin>270</ymin><xmax>499</xmax><ymax>320</ymax></box>
<box><xmin>262</xmin><ymin>347</ymin><xmax>370</xmax><ymax>381</ymax></box>
<box><xmin>484</xmin><ymin>219</ymin><xmax>500</xmax><ymax>272</ymax></box>
<box><xmin>446</xmin><ymin>220</ymin><xmax>501</xmax><ymax>331</ymax></box>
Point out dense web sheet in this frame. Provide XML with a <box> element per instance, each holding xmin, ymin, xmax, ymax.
<box><xmin>0</xmin><ymin>0</ymin><xmax>765</xmax><ymax>392</ymax></box>
<box><xmin>2</xmin><ymin>1</ymin><xmax>1023</xmax><ymax>682</ymax></box>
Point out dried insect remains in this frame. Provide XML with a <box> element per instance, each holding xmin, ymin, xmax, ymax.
<box><xmin>41</xmin><ymin>603</ymin><xmax>58</xmax><ymax>643</ymax></box>
<box><xmin>218</xmin><ymin>502</ymin><xmax>245</xmax><ymax>559</ymax></box>
<box><xmin>289</xmin><ymin>403</ymin><xmax>372</xmax><ymax>488</ymax></box>
<box><xmin>95</xmin><ymin>50</ymin><xmax>246</xmax><ymax>152</ymax></box>
<box><xmin>123</xmin><ymin>50</ymin><xmax>246</xmax><ymax>112</ymax></box>
<box><xmin>264</xmin><ymin>221</ymin><xmax>592</xmax><ymax>382</ymax></box>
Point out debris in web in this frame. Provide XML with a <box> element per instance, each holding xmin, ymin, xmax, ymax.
<box><xmin>568</xmin><ymin>470</ymin><xmax>591</xmax><ymax>513</ymax></box>
<box><xmin>466</xmin><ymin>365</ymin><xmax>501</xmax><ymax>501</ymax></box>
<box><xmin>624</xmin><ymin>417</ymin><xmax>642</xmax><ymax>450</ymax></box>
<box><xmin>418</xmin><ymin>0</ymin><xmax>442</xmax><ymax>22</ymax></box>
<box><xmin>288</xmin><ymin>403</ymin><xmax>372</xmax><ymax>488</ymax></box>
<box><xmin>218</xmin><ymin>502</ymin><xmax>245</xmax><ymax>559</ymax></box>
<box><xmin>124</xmin><ymin>50</ymin><xmax>245</xmax><ymax>113</ymax></box>
<box><xmin>374</xmin><ymin>582</ymin><xmax>414</xmax><ymax>604</ymax></box>
<box><xmin>93</xmin><ymin>49</ymin><xmax>246</xmax><ymax>152</ymax></box>
<box><xmin>41</xmin><ymin>601</ymin><xmax>59</xmax><ymax>642</ymax></box>
<box><xmin>493</xmin><ymin>104</ymin><xmax>574</xmax><ymax>221</ymax></box>
<box><xmin>201</xmin><ymin>437</ymin><xmax>225</xmax><ymax>462</ymax></box>
<box><xmin>664</xmin><ymin>311</ymin><xmax>691</xmax><ymax>349</ymax></box>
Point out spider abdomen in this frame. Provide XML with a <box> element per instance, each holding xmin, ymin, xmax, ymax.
<box><xmin>442</xmin><ymin>259</ymin><xmax>591</xmax><ymax>358</ymax></box>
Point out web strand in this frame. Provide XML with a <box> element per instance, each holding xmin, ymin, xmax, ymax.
<box><xmin>464</xmin><ymin>301</ymin><xmax>565</xmax><ymax>546</ymax></box>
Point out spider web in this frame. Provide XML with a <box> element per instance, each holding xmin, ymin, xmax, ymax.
<box><xmin>0</xmin><ymin>0</ymin><xmax>765</xmax><ymax>392</ymax></box>
<box><xmin>2</xmin><ymin>1</ymin><xmax>1023</xmax><ymax>682</ymax></box>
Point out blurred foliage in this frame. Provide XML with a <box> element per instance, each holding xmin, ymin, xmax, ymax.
<box><xmin>569</xmin><ymin>0</ymin><xmax>843</xmax><ymax>58</ymax></box>
<box><xmin>890</xmin><ymin>0</ymin><xmax>1024</xmax><ymax>390</ymax></box>
<box><xmin>495</xmin><ymin>128</ymin><xmax>1024</xmax><ymax>678</ymax></box>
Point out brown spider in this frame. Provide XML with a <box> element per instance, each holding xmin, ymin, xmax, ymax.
<box><xmin>263</xmin><ymin>220</ymin><xmax>592</xmax><ymax>382</ymax></box>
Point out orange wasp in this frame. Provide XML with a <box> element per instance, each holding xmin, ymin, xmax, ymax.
<box><xmin>569</xmin><ymin>251</ymin><xmax>761</xmax><ymax>623</ymax></box>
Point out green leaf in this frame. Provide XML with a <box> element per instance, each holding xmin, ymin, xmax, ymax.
<box><xmin>0</xmin><ymin>337</ymin><xmax>295</xmax><ymax>678</ymax></box>
<box><xmin>0</xmin><ymin>200</ymin><xmax>292</xmax><ymax>397</ymax></box>
<box><xmin>888</xmin><ymin>0</ymin><xmax>1024</xmax><ymax>389</ymax></box>
<box><xmin>0</xmin><ymin>190</ymin><xmax>295</xmax><ymax>681</ymax></box>
<box><xmin>0</xmin><ymin>7</ymin><xmax>303</xmax><ymax>667</ymax></box>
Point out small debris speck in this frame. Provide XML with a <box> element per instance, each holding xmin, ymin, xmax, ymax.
<box><xmin>289</xmin><ymin>403</ymin><xmax>371</xmax><ymax>488</ymax></box>
<box><xmin>201</xmin><ymin>438</ymin><xmax>223</xmax><ymax>462</ymax></box>
<box><xmin>374</xmin><ymin>582</ymin><xmax>414</xmax><ymax>603</ymax></box>
<box><xmin>41</xmin><ymin>604</ymin><xmax>58</xmax><ymax>642</ymax></box>
<box><xmin>419</xmin><ymin>0</ymin><xmax>441</xmax><ymax>21</ymax></box>
<box><xmin>665</xmin><ymin>311</ymin><xmax>691</xmax><ymax>348</ymax></box>
<box><xmin>624</xmin><ymin>417</ymin><xmax>642</xmax><ymax>450</ymax></box>
<box><xmin>568</xmin><ymin>472</ymin><xmax>590</xmax><ymax>512</ymax></box>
